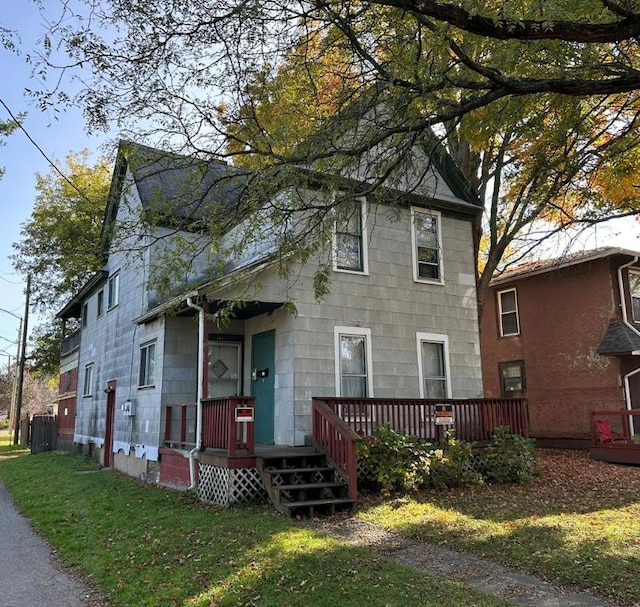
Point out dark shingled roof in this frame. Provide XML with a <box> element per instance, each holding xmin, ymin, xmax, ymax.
<box><xmin>125</xmin><ymin>142</ymin><xmax>249</xmax><ymax>223</ymax></box>
<box><xmin>597</xmin><ymin>321</ymin><xmax>640</xmax><ymax>355</ymax></box>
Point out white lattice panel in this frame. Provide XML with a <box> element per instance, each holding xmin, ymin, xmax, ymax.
<box><xmin>198</xmin><ymin>464</ymin><xmax>268</xmax><ymax>506</ymax></box>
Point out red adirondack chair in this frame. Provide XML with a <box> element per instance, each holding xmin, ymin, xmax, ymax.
<box><xmin>596</xmin><ymin>419</ymin><xmax>627</xmax><ymax>444</ymax></box>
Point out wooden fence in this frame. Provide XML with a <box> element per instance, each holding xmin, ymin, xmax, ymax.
<box><xmin>30</xmin><ymin>415</ymin><xmax>57</xmax><ymax>454</ymax></box>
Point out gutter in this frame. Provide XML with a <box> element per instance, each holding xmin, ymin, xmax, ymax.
<box><xmin>616</xmin><ymin>255</ymin><xmax>640</xmax><ymax>436</ymax></box>
<box><xmin>186</xmin><ymin>296</ymin><xmax>205</xmax><ymax>491</ymax></box>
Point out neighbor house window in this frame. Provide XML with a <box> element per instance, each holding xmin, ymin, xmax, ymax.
<box><xmin>334</xmin><ymin>198</ymin><xmax>367</xmax><ymax>273</ymax></box>
<box><xmin>81</xmin><ymin>302</ymin><xmax>89</xmax><ymax>328</ymax></box>
<box><xmin>411</xmin><ymin>208</ymin><xmax>442</xmax><ymax>282</ymax></box>
<box><xmin>630</xmin><ymin>271</ymin><xmax>640</xmax><ymax>322</ymax></box>
<box><xmin>498</xmin><ymin>288</ymin><xmax>520</xmax><ymax>336</ymax></box>
<box><xmin>139</xmin><ymin>341</ymin><xmax>156</xmax><ymax>387</ymax></box>
<box><xmin>499</xmin><ymin>361</ymin><xmax>526</xmax><ymax>398</ymax></box>
<box><xmin>417</xmin><ymin>332</ymin><xmax>451</xmax><ymax>398</ymax></box>
<box><xmin>83</xmin><ymin>363</ymin><xmax>94</xmax><ymax>397</ymax></box>
<box><xmin>107</xmin><ymin>273</ymin><xmax>119</xmax><ymax>309</ymax></box>
<box><xmin>97</xmin><ymin>289</ymin><xmax>104</xmax><ymax>317</ymax></box>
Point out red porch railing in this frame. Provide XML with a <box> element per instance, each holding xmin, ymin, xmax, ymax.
<box><xmin>312</xmin><ymin>399</ymin><xmax>362</xmax><ymax>501</ymax></box>
<box><xmin>317</xmin><ymin>397</ymin><xmax>529</xmax><ymax>442</ymax></box>
<box><xmin>164</xmin><ymin>403</ymin><xmax>197</xmax><ymax>449</ymax></box>
<box><xmin>201</xmin><ymin>396</ymin><xmax>256</xmax><ymax>456</ymax></box>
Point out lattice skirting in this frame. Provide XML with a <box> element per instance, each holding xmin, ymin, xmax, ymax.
<box><xmin>198</xmin><ymin>464</ymin><xmax>268</xmax><ymax>506</ymax></box>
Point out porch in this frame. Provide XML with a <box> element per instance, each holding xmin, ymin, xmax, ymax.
<box><xmin>160</xmin><ymin>396</ymin><xmax>529</xmax><ymax>510</ymax></box>
<box><xmin>590</xmin><ymin>409</ymin><xmax>640</xmax><ymax>465</ymax></box>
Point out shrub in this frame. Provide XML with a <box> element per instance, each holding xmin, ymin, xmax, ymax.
<box><xmin>358</xmin><ymin>424</ymin><xmax>433</xmax><ymax>493</ymax></box>
<box><xmin>429</xmin><ymin>435</ymin><xmax>483</xmax><ymax>489</ymax></box>
<box><xmin>479</xmin><ymin>426</ymin><xmax>536</xmax><ymax>483</ymax></box>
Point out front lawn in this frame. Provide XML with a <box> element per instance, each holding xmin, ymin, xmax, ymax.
<box><xmin>359</xmin><ymin>449</ymin><xmax>640</xmax><ymax>606</ymax></box>
<box><xmin>0</xmin><ymin>452</ymin><xmax>507</xmax><ymax>607</ymax></box>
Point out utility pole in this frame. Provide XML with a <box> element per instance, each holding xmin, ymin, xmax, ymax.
<box><xmin>13</xmin><ymin>275</ymin><xmax>30</xmax><ymax>446</ymax></box>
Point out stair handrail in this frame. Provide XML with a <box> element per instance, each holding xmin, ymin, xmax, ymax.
<box><xmin>312</xmin><ymin>398</ymin><xmax>362</xmax><ymax>501</ymax></box>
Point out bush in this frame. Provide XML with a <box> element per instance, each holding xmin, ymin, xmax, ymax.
<box><xmin>358</xmin><ymin>424</ymin><xmax>433</xmax><ymax>493</ymax></box>
<box><xmin>429</xmin><ymin>436</ymin><xmax>483</xmax><ymax>489</ymax></box>
<box><xmin>358</xmin><ymin>424</ymin><xmax>537</xmax><ymax>493</ymax></box>
<box><xmin>479</xmin><ymin>426</ymin><xmax>536</xmax><ymax>483</ymax></box>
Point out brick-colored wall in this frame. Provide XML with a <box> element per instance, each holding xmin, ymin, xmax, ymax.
<box><xmin>57</xmin><ymin>367</ymin><xmax>78</xmax><ymax>438</ymax></box>
<box><xmin>481</xmin><ymin>257</ymin><xmax>624</xmax><ymax>439</ymax></box>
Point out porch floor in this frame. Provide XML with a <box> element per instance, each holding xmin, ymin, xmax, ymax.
<box><xmin>590</xmin><ymin>443</ymin><xmax>640</xmax><ymax>466</ymax></box>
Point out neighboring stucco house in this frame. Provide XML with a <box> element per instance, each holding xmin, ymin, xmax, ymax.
<box><xmin>58</xmin><ymin>138</ymin><xmax>484</xmax><ymax>486</ymax></box>
<box><xmin>480</xmin><ymin>248</ymin><xmax>640</xmax><ymax>448</ymax></box>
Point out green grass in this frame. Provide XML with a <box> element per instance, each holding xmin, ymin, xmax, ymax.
<box><xmin>358</xmin><ymin>449</ymin><xmax>640</xmax><ymax>606</ymax></box>
<box><xmin>0</xmin><ymin>452</ymin><xmax>508</xmax><ymax>607</ymax></box>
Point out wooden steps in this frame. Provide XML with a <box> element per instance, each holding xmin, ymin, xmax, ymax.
<box><xmin>257</xmin><ymin>448</ymin><xmax>355</xmax><ymax>517</ymax></box>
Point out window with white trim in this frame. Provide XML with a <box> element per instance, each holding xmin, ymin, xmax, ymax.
<box><xmin>83</xmin><ymin>363</ymin><xmax>94</xmax><ymax>397</ymax></box>
<box><xmin>334</xmin><ymin>198</ymin><xmax>367</xmax><ymax>273</ymax></box>
<box><xmin>107</xmin><ymin>273</ymin><xmax>119</xmax><ymax>310</ymax></box>
<box><xmin>417</xmin><ymin>332</ymin><xmax>451</xmax><ymax>399</ymax></box>
<box><xmin>139</xmin><ymin>341</ymin><xmax>156</xmax><ymax>387</ymax></box>
<box><xmin>334</xmin><ymin>326</ymin><xmax>373</xmax><ymax>421</ymax></box>
<box><xmin>411</xmin><ymin>208</ymin><xmax>442</xmax><ymax>282</ymax></box>
<box><xmin>629</xmin><ymin>271</ymin><xmax>640</xmax><ymax>322</ymax></box>
<box><xmin>498</xmin><ymin>288</ymin><xmax>520</xmax><ymax>336</ymax></box>
<box><xmin>499</xmin><ymin>360</ymin><xmax>526</xmax><ymax>398</ymax></box>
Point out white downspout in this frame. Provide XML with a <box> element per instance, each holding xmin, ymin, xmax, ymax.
<box><xmin>186</xmin><ymin>296</ymin><xmax>205</xmax><ymax>490</ymax></box>
<box><xmin>616</xmin><ymin>256</ymin><xmax>639</xmax><ymax>436</ymax></box>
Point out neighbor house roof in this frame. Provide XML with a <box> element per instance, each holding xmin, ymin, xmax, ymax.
<box><xmin>490</xmin><ymin>247</ymin><xmax>640</xmax><ymax>287</ymax></box>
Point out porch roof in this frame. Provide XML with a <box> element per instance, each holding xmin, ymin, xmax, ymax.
<box><xmin>598</xmin><ymin>320</ymin><xmax>640</xmax><ymax>356</ymax></box>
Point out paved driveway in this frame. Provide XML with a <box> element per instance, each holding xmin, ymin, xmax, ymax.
<box><xmin>0</xmin><ymin>479</ymin><xmax>100</xmax><ymax>607</ymax></box>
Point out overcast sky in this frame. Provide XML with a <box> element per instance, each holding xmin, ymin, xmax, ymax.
<box><xmin>0</xmin><ymin>2</ymin><xmax>638</xmax><ymax>370</ymax></box>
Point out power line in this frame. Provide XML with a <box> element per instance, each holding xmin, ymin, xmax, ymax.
<box><xmin>0</xmin><ymin>97</ymin><xmax>95</xmax><ymax>204</ymax></box>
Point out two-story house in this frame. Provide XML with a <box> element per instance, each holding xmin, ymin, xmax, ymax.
<box><xmin>481</xmin><ymin>247</ymin><xmax>640</xmax><ymax>449</ymax></box>
<box><xmin>58</xmin><ymin>138</ymin><xmax>485</xmax><ymax>498</ymax></box>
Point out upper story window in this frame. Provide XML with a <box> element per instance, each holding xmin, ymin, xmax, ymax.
<box><xmin>498</xmin><ymin>288</ymin><xmax>520</xmax><ymax>337</ymax></box>
<box><xmin>107</xmin><ymin>273</ymin><xmax>119</xmax><ymax>310</ymax></box>
<box><xmin>139</xmin><ymin>341</ymin><xmax>156</xmax><ymax>387</ymax></box>
<box><xmin>499</xmin><ymin>360</ymin><xmax>526</xmax><ymax>398</ymax></box>
<box><xmin>334</xmin><ymin>198</ymin><xmax>368</xmax><ymax>274</ymax></box>
<box><xmin>417</xmin><ymin>332</ymin><xmax>451</xmax><ymax>399</ymax></box>
<box><xmin>83</xmin><ymin>363</ymin><xmax>94</xmax><ymax>397</ymax></box>
<box><xmin>411</xmin><ymin>208</ymin><xmax>442</xmax><ymax>283</ymax></box>
<box><xmin>81</xmin><ymin>302</ymin><xmax>89</xmax><ymax>328</ymax></box>
<box><xmin>629</xmin><ymin>271</ymin><xmax>640</xmax><ymax>322</ymax></box>
<box><xmin>97</xmin><ymin>289</ymin><xmax>104</xmax><ymax>318</ymax></box>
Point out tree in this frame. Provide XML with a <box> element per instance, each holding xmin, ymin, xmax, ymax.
<box><xmin>12</xmin><ymin>151</ymin><xmax>111</xmax><ymax>374</ymax></box>
<box><xmin>30</xmin><ymin>1</ymin><xmax>640</xmax><ymax>317</ymax></box>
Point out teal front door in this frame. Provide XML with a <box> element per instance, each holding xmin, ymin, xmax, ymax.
<box><xmin>252</xmin><ymin>330</ymin><xmax>275</xmax><ymax>444</ymax></box>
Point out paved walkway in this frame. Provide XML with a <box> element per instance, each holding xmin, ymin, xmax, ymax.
<box><xmin>309</xmin><ymin>517</ymin><xmax>620</xmax><ymax>607</ymax></box>
<box><xmin>0</xmin><ymin>479</ymin><xmax>100</xmax><ymax>607</ymax></box>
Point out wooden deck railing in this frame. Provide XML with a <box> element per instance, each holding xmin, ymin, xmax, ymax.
<box><xmin>312</xmin><ymin>398</ymin><xmax>362</xmax><ymax>501</ymax></box>
<box><xmin>201</xmin><ymin>396</ymin><xmax>256</xmax><ymax>456</ymax></box>
<box><xmin>317</xmin><ymin>397</ymin><xmax>529</xmax><ymax>442</ymax></box>
<box><xmin>164</xmin><ymin>403</ymin><xmax>197</xmax><ymax>449</ymax></box>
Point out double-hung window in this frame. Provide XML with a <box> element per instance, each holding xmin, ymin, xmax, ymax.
<box><xmin>499</xmin><ymin>360</ymin><xmax>526</xmax><ymax>398</ymax></box>
<box><xmin>334</xmin><ymin>198</ymin><xmax>367</xmax><ymax>273</ymax></box>
<box><xmin>417</xmin><ymin>332</ymin><xmax>451</xmax><ymax>399</ymax></box>
<box><xmin>629</xmin><ymin>271</ymin><xmax>640</xmax><ymax>322</ymax></box>
<box><xmin>139</xmin><ymin>341</ymin><xmax>156</xmax><ymax>387</ymax></box>
<box><xmin>498</xmin><ymin>288</ymin><xmax>520</xmax><ymax>336</ymax></box>
<box><xmin>81</xmin><ymin>302</ymin><xmax>89</xmax><ymax>328</ymax></box>
<box><xmin>107</xmin><ymin>273</ymin><xmax>119</xmax><ymax>310</ymax></box>
<box><xmin>335</xmin><ymin>326</ymin><xmax>373</xmax><ymax>421</ymax></box>
<box><xmin>411</xmin><ymin>208</ymin><xmax>442</xmax><ymax>282</ymax></box>
<box><xmin>83</xmin><ymin>363</ymin><xmax>94</xmax><ymax>397</ymax></box>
